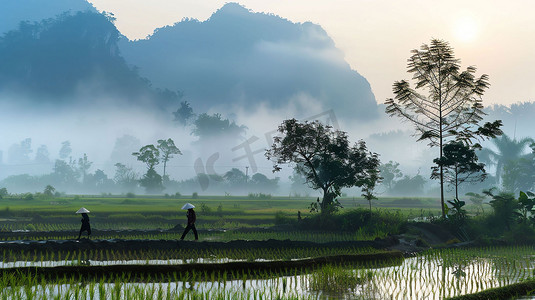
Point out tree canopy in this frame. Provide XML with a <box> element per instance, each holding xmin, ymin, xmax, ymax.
<box><xmin>478</xmin><ymin>134</ymin><xmax>534</xmax><ymax>186</ymax></box>
<box><xmin>431</xmin><ymin>142</ymin><xmax>486</xmax><ymax>200</ymax></box>
<box><xmin>157</xmin><ymin>138</ymin><xmax>182</xmax><ymax>181</ymax></box>
<box><xmin>191</xmin><ymin>113</ymin><xmax>247</xmax><ymax>142</ymax></box>
<box><xmin>265</xmin><ymin>118</ymin><xmax>380</xmax><ymax>214</ymax></box>
<box><xmin>385</xmin><ymin>39</ymin><xmax>502</xmax><ymax>217</ymax></box>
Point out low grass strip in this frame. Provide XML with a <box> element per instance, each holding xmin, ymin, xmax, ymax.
<box><xmin>447</xmin><ymin>279</ymin><xmax>535</xmax><ymax>300</ymax></box>
<box><xmin>0</xmin><ymin>251</ymin><xmax>403</xmax><ymax>282</ymax></box>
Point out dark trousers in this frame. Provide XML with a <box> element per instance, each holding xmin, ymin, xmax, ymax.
<box><xmin>78</xmin><ymin>226</ymin><xmax>91</xmax><ymax>239</ymax></box>
<box><xmin>180</xmin><ymin>224</ymin><xmax>198</xmax><ymax>240</ymax></box>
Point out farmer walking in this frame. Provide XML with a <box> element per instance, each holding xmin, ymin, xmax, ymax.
<box><xmin>180</xmin><ymin>203</ymin><xmax>198</xmax><ymax>241</ymax></box>
<box><xmin>76</xmin><ymin>207</ymin><xmax>91</xmax><ymax>239</ymax></box>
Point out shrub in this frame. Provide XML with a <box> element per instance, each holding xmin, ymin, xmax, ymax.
<box><xmin>298</xmin><ymin>208</ymin><xmax>405</xmax><ymax>235</ymax></box>
<box><xmin>274</xmin><ymin>211</ymin><xmax>294</xmax><ymax>225</ymax></box>
<box><xmin>504</xmin><ymin>223</ymin><xmax>535</xmax><ymax>244</ymax></box>
<box><xmin>200</xmin><ymin>203</ymin><xmax>212</xmax><ymax>214</ymax></box>
<box><xmin>486</xmin><ymin>190</ymin><xmax>518</xmax><ymax>231</ymax></box>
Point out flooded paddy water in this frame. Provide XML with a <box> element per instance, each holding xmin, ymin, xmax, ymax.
<box><xmin>0</xmin><ymin>245</ymin><xmax>533</xmax><ymax>299</ymax></box>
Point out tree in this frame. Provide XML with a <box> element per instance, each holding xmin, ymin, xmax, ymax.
<box><xmin>502</xmin><ymin>157</ymin><xmax>535</xmax><ymax>193</ymax></box>
<box><xmin>223</xmin><ymin>168</ymin><xmax>247</xmax><ymax>189</ymax></box>
<box><xmin>391</xmin><ymin>173</ymin><xmax>426</xmax><ymax>196</ymax></box>
<box><xmin>156</xmin><ymin>138</ymin><xmax>182</xmax><ymax>181</ymax></box>
<box><xmin>250</xmin><ymin>173</ymin><xmax>279</xmax><ymax>193</ymax></box>
<box><xmin>431</xmin><ymin>142</ymin><xmax>486</xmax><ymax>200</ymax></box>
<box><xmin>265</xmin><ymin>119</ymin><xmax>381</xmax><ymax>214</ymax></box>
<box><xmin>77</xmin><ymin>153</ymin><xmax>93</xmax><ymax>184</ymax></box>
<box><xmin>385</xmin><ymin>39</ymin><xmax>502</xmax><ymax>218</ymax></box>
<box><xmin>516</xmin><ymin>191</ymin><xmax>535</xmax><ymax>226</ymax></box>
<box><xmin>132</xmin><ymin>145</ymin><xmax>162</xmax><ymax>193</ymax></box>
<box><xmin>478</xmin><ymin>134</ymin><xmax>534</xmax><ymax>185</ymax></box>
<box><xmin>59</xmin><ymin>141</ymin><xmax>72</xmax><ymax>160</ymax></box>
<box><xmin>378</xmin><ymin>161</ymin><xmax>403</xmax><ymax>192</ymax></box>
<box><xmin>192</xmin><ymin>113</ymin><xmax>247</xmax><ymax>141</ymax></box>
<box><xmin>114</xmin><ymin>163</ymin><xmax>138</xmax><ymax>192</ymax></box>
<box><xmin>132</xmin><ymin>145</ymin><xmax>160</xmax><ymax>170</ymax></box>
<box><xmin>8</xmin><ymin>138</ymin><xmax>32</xmax><ymax>164</ymax></box>
<box><xmin>362</xmin><ymin>168</ymin><xmax>381</xmax><ymax>213</ymax></box>
<box><xmin>139</xmin><ymin>169</ymin><xmax>164</xmax><ymax>194</ymax></box>
<box><xmin>34</xmin><ymin>145</ymin><xmax>50</xmax><ymax>164</ymax></box>
<box><xmin>43</xmin><ymin>185</ymin><xmax>55</xmax><ymax>197</ymax></box>
<box><xmin>173</xmin><ymin>100</ymin><xmax>194</xmax><ymax>126</ymax></box>
<box><xmin>92</xmin><ymin>169</ymin><xmax>110</xmax><ymax>187</ymax></box>
<box><xmin>484</xmin><ymin>188</ymin><xmax>518</xmax><ymax>231</ymax></box>
<box><xmin>52</xmin><ymin>159</ymin><xmax>79</xmax><ymax>185</ymax></box>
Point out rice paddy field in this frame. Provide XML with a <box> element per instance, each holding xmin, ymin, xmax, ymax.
<box><xmin>0</xmin><ymin>246</ymin><xmax>533</xmax><ymax>299</ymax></box>
<box><xmin>0</xmin><ymin>194</ymin><xmax>443</xmax><ymax>232</ymax></box>
<box><xmin>0</xmin><ymin>195</ymin><xmax>534</xmax><ymax>299</ymax></box>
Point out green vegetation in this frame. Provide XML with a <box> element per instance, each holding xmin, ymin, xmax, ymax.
<box><xmin>0</xmin><ymin>246</ymin><xmax>532</xmax><ymax>299</ymax></box>
<box><xmin>0</xmin><ymin>188</ymin><xmax>534</xmax><ymax>299</ymax></box>
<box><xmin>266</xmin><ymin>118</ymin><xmax>381</xmax><ymax>215</ymax></box>
<box><xmin>0</xmin><ymin>194</ymin><xmax>423</xmax><ymax>234</ymax></box>
<box><xmin>385</xmin><ymin>39</ymin><xmax>503</xmax><ymax>217</ymax></box>
<box><xmin>0</xmin><ymin>247</ymin><xmax>383</xmax><ymax>264</ymax></box>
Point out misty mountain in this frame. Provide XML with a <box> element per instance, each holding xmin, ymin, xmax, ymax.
<box><xmin>0</xmin><ymin>10</ymin><xmax>179</xmax><ymax>108</ymax></box>
<box><xmin>0</xmin><ymin>0</ymin><xmax>97</xmax><ymax>36</ymax></box>
<box><xmin>1</xmin><ymin>1</ymin><xmax>377</xmax><ymax>120</ymax></box>
<box><xmin>119</xmin><ymin>3</ymin><xmax>378</xmax><ymax>120</ymax></box>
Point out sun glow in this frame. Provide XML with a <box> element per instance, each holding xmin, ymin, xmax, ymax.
<box><xmin>453</xmin><ymin>16</ymin><xmax>478</xmax><ymax>43</ymax></box>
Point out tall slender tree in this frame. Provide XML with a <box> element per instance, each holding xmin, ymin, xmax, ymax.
<box><xmin>385</xmin><ymin>39</ymin><xmax>502</xmax><ymax>217</ymax></box>
<box><xmin>77</xmin><ymin>153</ymin><xmax>93</xmax><ymax>184</ymax></box>
<box><xmin>157</xmin><ymin>138</ymin><xmax>182</xmax><ymax>181</ymax></box>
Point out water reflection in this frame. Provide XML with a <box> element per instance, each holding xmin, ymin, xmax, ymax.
<box><xmin>1</xmin><ymin>247</ymin><xmax>534</xmax><ymax>299</ymax></box>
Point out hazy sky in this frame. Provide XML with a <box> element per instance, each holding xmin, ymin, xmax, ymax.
<box><xmin>87</xmin><ymin>0</ymin><xmax>535</xmax><ymax>107</ymax></box>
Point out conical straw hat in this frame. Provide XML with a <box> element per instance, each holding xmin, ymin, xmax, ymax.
<box><xmin>181</xmin><ymin>203</ymin><xmax>195</xmax><ymax>210</ymax></box>
<box><xmin>76</xmin><ymin>207</ymin><xmax>90</xmax><ymax>214</ymax></box>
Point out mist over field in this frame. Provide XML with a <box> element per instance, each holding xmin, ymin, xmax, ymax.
<box><xmin>3</xmin><ymin>3</ymin><xmax>535</xmax><ymax>300</ymax></box>
<box><xmin>0</xmin><ymin>0</ymin><xmax>534</xmax><ymax>198</ymax></box>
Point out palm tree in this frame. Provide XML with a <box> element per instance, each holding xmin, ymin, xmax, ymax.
<box><xmin>478</xmin><ymin>134</ymin><xmax>534</xmax><ymax>185</ymax></box>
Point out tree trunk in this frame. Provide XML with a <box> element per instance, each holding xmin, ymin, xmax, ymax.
<box><xmin>439</xmin><ymin>133</ymin><xmax>445</xmax><ymax>218</ymax></box>
<box><xmin>455</xmin><ymin>167</ymin><xmax>459</xmax><ymax>200</ymax></box>
<box><xmin>321</xmin><ymin>187</ymin><xmax>331</xmax><ymax>214</ymax></box>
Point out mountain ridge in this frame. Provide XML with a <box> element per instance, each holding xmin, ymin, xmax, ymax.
<box><xmin>0</xmin><ymin>1</ymin><xmax>378</xmax><ymax>120</ymax></box>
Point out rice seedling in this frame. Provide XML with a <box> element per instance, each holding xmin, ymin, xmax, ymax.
<box><xmin>0</xmin><ymin>244</ymin><xmax>533</xmax><ymax>299</ymax></box>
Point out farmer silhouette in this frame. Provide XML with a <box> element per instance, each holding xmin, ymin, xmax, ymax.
<box><xmin>76</xmin><ymin>207</ymin><xmax>91</xmax><ymax>239</ymax></box>
<box><xmin>180</xmin><ymin>203</ymin><xmax>198</xmax><ymax>240</ymax></box>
